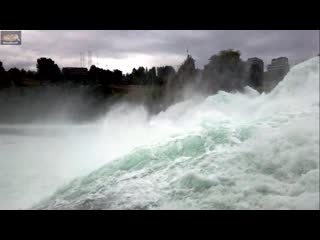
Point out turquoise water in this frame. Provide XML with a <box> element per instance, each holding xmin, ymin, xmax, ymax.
<box><xmin>32</xmin><ymin>57</ymin><xmax>319</xmax><ymax>210</ymax></box>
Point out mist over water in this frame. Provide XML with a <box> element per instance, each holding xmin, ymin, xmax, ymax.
<box><xmin>0</xmin><ymin>86</ymin><xmax>109</xmax><ymax>124</ymax></box>
<box><xmin>0</xmin><ymin>57</ymin><xmax>319</xmax><ymax>210</ymax></box>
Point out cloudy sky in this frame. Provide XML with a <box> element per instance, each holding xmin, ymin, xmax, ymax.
<box><xmin>0</xmin><ymin>30</ymin><xmax>319</xmax><ymax>73</ymax></box>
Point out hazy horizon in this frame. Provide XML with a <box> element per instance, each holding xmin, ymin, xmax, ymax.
<box><xmin>0</xmin><ymin>30</ymin><xmax>318</xmax><ymax>73</ymax></box>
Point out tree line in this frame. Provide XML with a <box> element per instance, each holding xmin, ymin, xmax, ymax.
<box><xmin>0</xmin><ymin>49</ymin><xmax>264</xmax><ymax>101</ymax></box>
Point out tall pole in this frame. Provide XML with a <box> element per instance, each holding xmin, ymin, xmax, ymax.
<box><xmin>88</xmin><ymin>51</ymin><xmax>92</xmax><ymax>68</ymax></box>
<box><xmin>80</xmin><ymin>52</ymin><xmax>84</xmax><ymax>67</ymax></box>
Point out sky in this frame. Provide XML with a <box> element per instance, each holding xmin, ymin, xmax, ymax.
<box><xmin>0</xmin><ymin>30</ymin><xmax>319</xmax><ymax>73</ymax></box>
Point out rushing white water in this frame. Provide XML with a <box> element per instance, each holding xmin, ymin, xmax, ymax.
<box><xmin>1</xmin><ymin>57</ymin><xmax>319</xmax><ymax>210</ymax></box>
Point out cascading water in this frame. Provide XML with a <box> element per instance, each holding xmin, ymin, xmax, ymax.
<box><xmin>1</xmin><ymin>57</ymin><xmax>319</xmax><ymax>210</ymax></box>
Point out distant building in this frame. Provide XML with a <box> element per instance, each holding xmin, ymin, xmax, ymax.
<box><xmin>267</xmin><ymin>57</ymin><xmax>290</xmax><ymax>74</ymax></box>
<box><xmin>246</xmin><ymin>57</ymin><xmax>264</xmax><ymax>71</ymax></box>
<box><xmin>263</xmin><ymin>57</ymin><xmax>290</xmax><ymax>92</ymax></box>
<box><xmin>176</xmin><ymin>54</ymin><xmax>197</xmax><ymax>87</ymax></box>
<box><xmin>246</xmin><ymin>57</ymin><xmax>264</xmax><ymax>91</ymax></box>
<box><xmin>178</xmin><ymin>54</ymin><xmax>196</xmax><ymax>75</ymax></box>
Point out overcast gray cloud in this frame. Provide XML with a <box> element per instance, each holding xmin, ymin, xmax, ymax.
<box><xmin>0</xmin><ymin>30</ymin><xmax>318</xmax><ymax>73</ymax></box>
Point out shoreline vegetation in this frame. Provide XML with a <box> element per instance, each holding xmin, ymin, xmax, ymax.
<box><xmin>0</xmin><ymin>49</ymin><xmax>292</xmax><ymax>123</ymax></box>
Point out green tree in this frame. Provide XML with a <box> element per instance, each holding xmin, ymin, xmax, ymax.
<box><xmin>156</xmin><ymin>66</ymin><xmax>175</xmax><ymax>85</ymax></box>
<box><xmin>36</xmin><ymin>58</ymin><xmax>61</xmax><ymax>84</ymax></box>
<box><xmin>203</xmin><ymin>49</ymin><xmax>246</xmax><ymax>92</ymax></box>
<box><xmin>7</xmin><ymin>68</ymin><xmax>23</xmax><ymax>86</ymax></box>
<box><xmin>0</xmin><ymin>61</ymin><xmax>10</xmax><ymax>88</ymax></box>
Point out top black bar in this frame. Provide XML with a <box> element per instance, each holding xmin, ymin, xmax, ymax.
<box><xmin>1</xmin><ymin>2</ymin><xmax>319</xmax><ymax>30</ymax></box>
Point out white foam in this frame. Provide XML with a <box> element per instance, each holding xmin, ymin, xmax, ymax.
<box><xmin>1</xmin><ymin>57</ymin><xmax>319</xmax><ymax>210</ymax></box>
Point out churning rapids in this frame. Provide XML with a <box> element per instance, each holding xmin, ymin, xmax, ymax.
<box><xmin>0</xmin><ymin>57</ymin><xmax>319</xmax><ymax>210</ymax></box>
